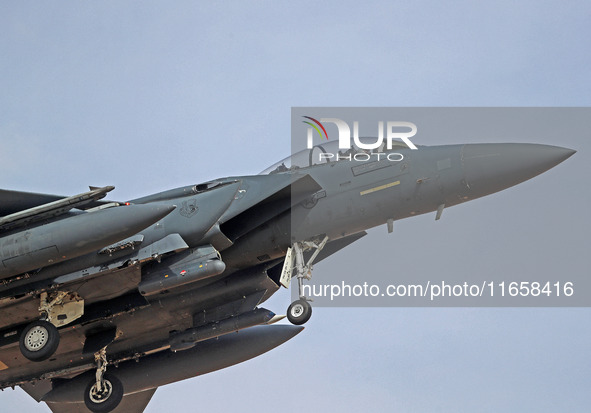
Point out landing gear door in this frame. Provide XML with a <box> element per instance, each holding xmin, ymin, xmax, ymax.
<box><xmin>279</xmin><ymin>247</ymin><xmax>294</xmax><ymax>288</ymax></box>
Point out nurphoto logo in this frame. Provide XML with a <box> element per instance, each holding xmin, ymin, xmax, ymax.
<box><xmin>302</xmin><ymin>116</ymin><xmax>418</xmax><ymax>163</ymax></box>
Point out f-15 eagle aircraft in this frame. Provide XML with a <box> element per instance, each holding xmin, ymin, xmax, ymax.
<box><xmin>0</xmin><ymin>140</ymin><xmax>575</xmax><ymax>412</ymax></box>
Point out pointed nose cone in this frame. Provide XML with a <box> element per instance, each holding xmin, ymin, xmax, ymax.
<box><xmin>462</xmin><ymin>143</ymin><xmax>575</xmax><ymax>197</ymax></box>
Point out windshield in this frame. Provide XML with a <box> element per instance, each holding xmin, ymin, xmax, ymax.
<box><xmin>260</xmin><ymin>138</ymin><xmax>410</xmax><ymax>175</ymax></box>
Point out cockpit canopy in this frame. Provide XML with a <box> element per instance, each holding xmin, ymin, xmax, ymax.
<box><xmin>260</xmin><ymin>138</ymin><xmax>412</xmax><ymax>175</ymax></box>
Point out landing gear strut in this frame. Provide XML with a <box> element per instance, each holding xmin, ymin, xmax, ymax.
<box><xmin>84</xmin><ymin>347</ymin><xmax>124</xmax><ymax>413</ymax></box>
<box><xmin>282</xmin><ymin>236</ymin><xmax>328</xmax><ymax>325</ymax></box>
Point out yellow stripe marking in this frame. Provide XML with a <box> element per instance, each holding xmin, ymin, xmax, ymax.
<box><xmin>0</xmin><ymin>360</ymin><xmax>9</xmax><ymax>371</ymax></box>
<box><xmin>360</xmin><ymin>180</ymin><xmax>400</xmax><ymax>196</ymax></box>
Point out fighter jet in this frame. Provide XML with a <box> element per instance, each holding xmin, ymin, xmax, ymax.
<box><xmin>0</xmin><ymin>140</ymin><xmax>575</xmax><ymax>412</ymax></box>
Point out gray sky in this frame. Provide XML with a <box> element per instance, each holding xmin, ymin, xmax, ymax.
<box><xmin>1</xmin><ymin>1</ymin><xmax>590</xmax><ymax>412</ymax></box>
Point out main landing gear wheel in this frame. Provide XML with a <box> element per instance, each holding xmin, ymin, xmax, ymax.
<box><xmin>84</xmin><ymin>373</ymin><xmax>124</xmax><ymax>413</ymax></box>
<box><xmin>19</xmin><ymin>320</ymin><xmax>60</xmax><ymax>362</ymax></box>
<box><xmin>287</xmin><ymin>299</ymin><xmax>312</xmax><ymax>325</ymax></box>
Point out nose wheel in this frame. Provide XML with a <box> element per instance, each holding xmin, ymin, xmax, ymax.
<box><xmin>287</xmin><ymin>299</ymin><xmax>312</xmax><ymax>325</ymax></box>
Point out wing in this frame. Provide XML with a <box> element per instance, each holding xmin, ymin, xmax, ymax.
<box><xmin>20</xmin><ymin>381</ymin><xmax>157</xmax><ymax>413</ymax></box>
<box><xmin>0</xmin><ymin>189</ymin><xmax>64</xmax><ymax>216</ymax></box>
<box><xmin>47</xmin><ymin>389</ymin><xmax>157</xmax><ymax>413</ymax></box>
<box><xmin>0</xmin><ymin>186</ymin><xmax>115</xmax><ymax>232</ymax></box>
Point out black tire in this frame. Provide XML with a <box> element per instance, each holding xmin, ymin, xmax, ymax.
<box><xmin>84</xmin><ymin>374</ymin><xmax>124</xmax><ymax>413</ymax></box>
<box><xmin>287</xmin><ymin>299</ymin><xmax>312</xmax><ymax>325</ymax></box>
<box><xmin>19</xmin><ymin>320</ymin><xmax>60</xmax><ymax>362</ymax></box>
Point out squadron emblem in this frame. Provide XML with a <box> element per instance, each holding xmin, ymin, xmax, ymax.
<box><xmin>179</xmin><ymin>199</ymin><xmax>198</xmax><ymax>218</ymax></box>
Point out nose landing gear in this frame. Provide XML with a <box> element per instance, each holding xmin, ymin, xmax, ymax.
<box><xmin>281</xmin><ymin>235</ymin><xmax>328</xmax><ymax>325</ymax></box>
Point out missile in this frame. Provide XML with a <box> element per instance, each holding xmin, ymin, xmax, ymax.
<box><xmin>0</xmin><ymin>204</ymin><xmax>176</xmax><ymax>279</ymax></box>
<box><xmin>42</xmin><ymin>324</ymin><xmax>304</xmax><ymax>403</ymax></box>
